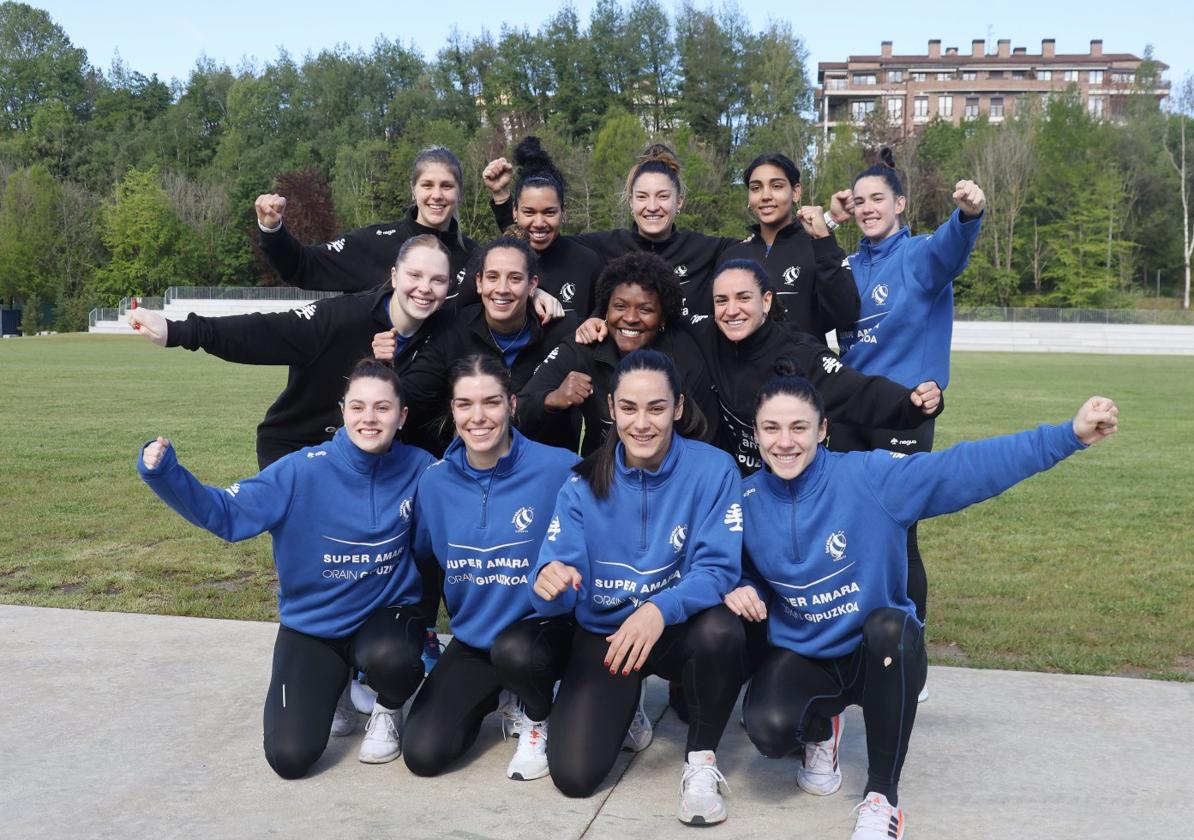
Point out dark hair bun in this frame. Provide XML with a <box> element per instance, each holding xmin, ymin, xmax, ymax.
<box><xmin>773</xmin><ymin>357</ymin><xmax>800</xmax><ymax>378</ymax></box>
<box><xmin>879</xmin><ymin>146</ymin><xmax>897</xmax><ymax>169</ymax></box>
<box><xmin>514</xmin><ymin>136</ymin><xmax>552</xmax><ymax>173</ymax></box>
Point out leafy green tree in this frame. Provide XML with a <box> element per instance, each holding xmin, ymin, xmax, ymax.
<box><xmin>591</xmin><ymin>107</ymin><xmax>648</xmax><ymax>228</ymax></box>
<box><xmin>0</xmin><ymin>2</ymin><xmax>88</xmax><ymax>132</ymax></box>
<box><xmin>0</xmin><ymin>163</ymin><xmax>61</xmax><ymax>305</ymax></box>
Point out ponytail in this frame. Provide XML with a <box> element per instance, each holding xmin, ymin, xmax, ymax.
<box><xmin>851</xmin><ymin>146</ymin><xmax>905</xmax><ymax>196</ymax></box>
<box><xmin>623</xmin><ymin>143</ymin><xmax>685</xmax><ymax>207</ymax></box>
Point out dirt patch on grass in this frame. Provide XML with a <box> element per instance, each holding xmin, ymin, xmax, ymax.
<box><xmin>927</xmin><ymin>641</ymin><xmax>970</xmax><ymax>664</ymax></box>
<box><xmin>0</xmin><ymin>566</ymin><xmax>28</xmax><ymax>578</ymax></box>
<box><xmin>203</xmin><ymin>570</ymin><xmax>256</xmax><ymax>592</ymax></box>
<box><xmin>54</xmin><ymin>583</ymin><xmax>84</xmax><ymax>593</ymax></box>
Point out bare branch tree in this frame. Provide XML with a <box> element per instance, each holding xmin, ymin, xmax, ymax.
<box><xmin>1164</xmin><ymin>74</ymin><xmax>1194</xmax><ymax>309</ymax></box>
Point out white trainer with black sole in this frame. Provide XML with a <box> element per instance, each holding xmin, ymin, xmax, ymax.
<box><xmin>678</xmin><ymin>750</ymin><xmax>729</xmax><ymax>826</ymax></box>
<box><xmin>497</xmin><ymin>689</ymin><xmax>523</xmax><ymax>739</ymax></box>
<box><xmin>330</xmin><ymin>680</ymin><xmax>357</xmax><ymax>737</ymax></box>
<box><xmin>506</xmin><ymin>714</ymin><xmax>549</xmax><ymax>781</ymax></box>
<box><xmin>851</xmin><ymin>791</ymin><xmax>905</xmax><ymax>840</ymax></box>
<box><xmin>796</xmin><ymin>714</ymin><xmax>843</xmax><ymax>796</ymax></box>
<box><xmin>622</xmin><ymin>685</ymin><xmax>653</xmax><ymax>752</ymax></box>
<box><xmin>358</xmin><ymin>704</ymin><xmax>402</xmax><ymax>764</ymax></box>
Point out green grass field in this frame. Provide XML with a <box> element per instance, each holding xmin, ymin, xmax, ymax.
<box><xmin>2</xmin><ymin>334</ymin><xmax>1192</xmax><ymax>678</ymax></box>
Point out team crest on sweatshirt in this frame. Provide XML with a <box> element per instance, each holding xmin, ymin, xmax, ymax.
<box><xmin>559</xmin><ymin>283</ymin><xmax>576</xmax><ymax>303</ymax></box>
<box><xmin>512</xmin><ymin>506</ymin><xmax>535</xmax><ymax>533</ymax></box>
<box><xmin>825</xmin><ymin>530</ymin><xmax>848</xmax><ymax>561</ymax></box>
<box><xmin>871</xmin><ymin>284</ymin><xmax>890</xmax><ymax>306</ymax></box>
<box><xmin>399</xmin><ymin>497</ymin><xmax>413</xmax><ymax>521</ymax></box>
<box><xmin>669</xmin><ymin>525</ymin><xmax>687</xmax><ymax>553</ymax></box>
<box><xmin>782</xmin><ymin>265</ymin><xmax>800</xmax><ymax>286</ymax></box>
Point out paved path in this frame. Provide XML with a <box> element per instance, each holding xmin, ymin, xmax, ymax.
<box><xmin>2</xmin><ymin>605</ymin><xmax>1189</xmax><ymax>839</ymax></box>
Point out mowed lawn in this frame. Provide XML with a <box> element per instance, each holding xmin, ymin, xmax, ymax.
<box><xmin>1</xmin><ymin>334</ymin><xmax>1191</xmax><ymax>679</ymax></box>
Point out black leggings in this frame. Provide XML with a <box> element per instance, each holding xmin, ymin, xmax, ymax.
<box><xmin>548</xmin><ymin>605</ymin><xmax>745</xmax><ymax>798</ymax></box>
<box><xmin>262</xmin><ymin>605</ymin><xmax>425</xmax><ymax>779</ymax></box>
<box><xmin>829</xmin><ymin>417</ymin><xmax>935</xmax><ymax>623</ymax></box>
<box><xmin>743</xmin><ymin>607</ymin><xmax>926</xmax><ymax>806</ymax></box>
<box><xmin>403</xmin><ymin>616</ymin><xmax>573</xmax><ymax>777</ymax></box>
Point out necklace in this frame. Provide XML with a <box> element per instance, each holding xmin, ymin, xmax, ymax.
<box><xmin>488</xmin><ymin>318</ymin><xmax>530</xmax><ymax>353</ymax></box>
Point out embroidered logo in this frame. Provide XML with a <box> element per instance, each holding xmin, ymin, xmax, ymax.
<box><xmin>376</xmin><ymin>229</ymin><xmax>397</xmax><ymax>236</ymax></box>
<box><xmin>546</xmin><ymin>515</ymin><xmax>562</xmax><ymax>541</ymax></box>
<box><xmin>399</xmin><ymin>497</ymin><xmax>413</xmax><ymax>521</ymax></box>
<box><xmin>292</xmin><ymin>303</ymin><xmax>317</xmax><ymax>320</ymax></box>
<box><xmin>782</xmin><ymin>265</ymin><xmax>800</xmax><ymax>286</ymax></box>
<box><xmin>821</xmin><ymin>355</ymin><xmax>844</xmax><ymax>375</ymax></box>
<box><xmin>744</xmin><ymin>487</ymin><xmax>757</xmax><ymax>497</ymax></box>
<box><xmin>325</xmin><ymin>238</ymin><xmax>345</xmax><ymax>253</ymax></box>
<box><xmin>723</xmin><ymin>503</ymin><xmax>744</xmax><ymax>533</ymax></box>
<box><xmin>305</xmin><ymin>450</ymin><xmax>327</xmax><ymax>459</ymax></box>
<box><xmin>543</xmin><ymin>347</ymin><xmax>560</xmax><ymax>364</ymax></box>
<box><xmin>871</xmin><ymin>284</ymin><xmax>890</xmax><ymax>305</ymax></box>
<box><xmin>669</xmin><ymin>525</ymin><xmax>688</xmax><ymax>553</ymax></box>
<box><xmin>455</xmin><ymin>267</ymin><xmax>467</xmax><ymax>284</ymax></box>
<box><xmin>674</xmin><ymin>264</ymin><xmax>688</xmax><ymax>278</ymax></box>
<box><xmin>512</xmin><ymin>507</ymin><xmax>535</xmax><ymax>533</ymax></box>
<box><xmin>559</xmin><ymin>283</ymin><xmax>576</xmax><ymax>303</ymax></box>
<box><xmin>225</xmin><ymin>483</ymin><xmax>240</xmax><ymax>497</ymax></box>
<box><xmin>825</xmin><ymin>530</ymin><xmax>847</xmax><ymax>561</ymax></box>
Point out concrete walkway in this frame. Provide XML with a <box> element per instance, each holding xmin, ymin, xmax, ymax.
<box><xmin>2</xmin><ymin>605</ymin><xmax>1189</xmax><ymax>839</ymax></box>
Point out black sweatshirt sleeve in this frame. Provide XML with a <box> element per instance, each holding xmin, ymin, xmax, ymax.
<box><xmin>516</xmin><ymin>338</ymin><xmax>582</xmax><ymax>441</ymax></box>
<box><xmin>491</xmin><ymin>198</ymin><xmax>516</xmax><ymax>233</ymax></box>
<box><xmin>258</xmin><ymin>223</ymin><xmax>378</xmax><ymax>293</ymax></box>
<box><xmin>790</xmin><ymin>337</ymin><xmax>929</xmax><ymax>431</ymax></box>
<box><xmin>810</xmin><ymin>235</ymin><xmax>861</xmax><ymax>334</ymax></box>
<box><xmin>166</xmin><ymin>304</ymin><xmax>329</xmax><ymax>366</ymax></box>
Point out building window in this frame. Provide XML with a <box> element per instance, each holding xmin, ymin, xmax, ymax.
<box><xmin>1012</xmin><ymin>70</ymin><xmax>1027</xmax><ymax>80</ymax></box>
<box><xmin>964</xmin><ymin>97</ymin><xmax>980</xmax><ymax>119</ymax></box>
<box><xmin>888</xmin><ymin>70</ymin><xmax>904</xmax><ymax>83</ymax></box>
<box><xmin>914</xmin><ymin>96</ymin><xmax>929</xmax><ymax>117</ymax></box>
<box><xmin>854</xmin><ymin>73</ymin><xmax>877</xmax><ymax>85</ymax></box>
<box><xmin>887</xmin><ymin>97</ymin><xmax>903</xmax><ymax>122</ymax></box>
<box><xmin>850</xmin><ymin>100</ymin><xmax>876</xmax><ymax>121</ymax></box>
<box><xmin>1111</xmin><ymin>72</ymin><xmax>1136</xmax><ymax>84</ymax></box>
<box><xmin>1088</xmin><ymin>96</ymin><xmax>1105</xmax><ymax>118</ymax></box>
<box><xmin>990</xmin><ymin>97</ymin><xmax>1005</xmax><ymax>118</ymax></box>
<box><xmin>911</xmin><ymin>72</ymin><xmax>927</xmax><ymax>82</ymax></box>
<box><xmin>1064</xmin><ymin>69</ymin><xmax>1079</xmax><ymax>82</ymax></box>
<box><xmin>938</xmin><ymin>95</ymin><xmax>953</xmax><ymax>117</ymax></box>
<box><xmin>828</xmin><ymin>77</ymin><xmax>848</xmax><ymax>90</ymax></box>
<box><xmin>962</xmin><ymin>71</ymin><xmax>977</xmax><ymax>81</ymax></box>
<box><xmin>1037</xmin><ymin>69</ymin><xmax>1052</xmax><ymax>80</ymax></box>
<box><xmin>937</xmin><ymin>71</ymin><xmax>953</xmax><ymax>81</ymax></box>
<box><xmin>1089</xmin><ymin>70</ymin><xmax>1104</xmax><ymax>84</ymax></box>
<box><xmin>988</xmin><ymin>70</ymin><xmax>1004</xmax><ymax>79</ymax></box>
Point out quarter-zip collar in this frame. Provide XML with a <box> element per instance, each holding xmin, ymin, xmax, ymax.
<box><xmin>855</xmin><ymin>226</ymin><xmax>910</xmax><ymax>264</ymax></box>
<box><xmin>442</xmin><ymin>427</ymin><xmax>527</xmax><ymax>479</ymax></box>
<box><xmin>613</xmin><ymin>432</ymin><xmax>684</xmax><ymax>490</ymax></box>
<box><xmin>403</xmin><ymin>205</ymin><xmax>465</xmax><ymax>251</ymax></box>
<box><xmin>759</xmin><ymin>444</ymin><xmax>832</xmax><ymax>503</ymax></box>
<box><xmin>630</xmin><ymin>223</ymin><xmax>679</xmax><ymax>252</ymax></box>
<box><xmin>331</xmin><ymin>426</ymin><xmax>395</xmax><ymax>475</ymax></box>
<box><xmin>717</xmin><ymin>317</ymin><xmax>782</xmax><ymax>363</ymax></box>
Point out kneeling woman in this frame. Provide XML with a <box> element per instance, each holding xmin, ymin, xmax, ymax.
<box><xmin>531</xmin><ymin>350</ymin><xmax>745</xmax><ymax>826</ymax></box>
<box><xmin>402</xmin><ymin>355</ymin><xmax>578</xmax><ymax>781</ymax></box>
<box><xmin>137</xmin><ymin>360</ymin><xmax>434</xmax><ymax>778</ymax></box>
<box><xmin>728</xmin><ymin>366</ymin><xmax>1117</xmax><ymax>839</ymax></box>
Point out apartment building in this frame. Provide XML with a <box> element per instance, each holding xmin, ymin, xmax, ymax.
<box><xmin>816</xmin><ymin>38</ymin><xmax>1170</xmax><ymax>142</ymax></box>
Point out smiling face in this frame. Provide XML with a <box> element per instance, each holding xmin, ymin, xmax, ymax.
<box><xmin>412</xmin><ymin>162</ymin><xmax>460</xmax><ymax>230</ymax></box>
<box><xmin>712</xmin><ymin>268</ymin><xmax>772</xmax><ymax>343</ymax></box>
<box><xmin>476</xmin><ymin>246</ymin><xmax>538</xmax><ymax>332</ymax></box>
<box><xmin>851</xmin><ymin>175</ymin><xmax>907</xmax><ymax>243</ymax></box>
<box><xmin>609</xmin><ymin>369</ymin><xmax>683</xmax><ymax>472</ymax></box>
<box><xmin>451</xmin><ymin>373</ymin><xmax>515</xmax><ymax>469</ymax></box>
<box><xmin>390</xmin><ymin>245</ymin><xmax>450</xmax><ymax>326</ymax></box>
<box><xmin>516</xmin><ymin>185</ymin><xmax>564</xmax><ymax>251</ymax></box>
<box><xmin>630</xmin><ymin>171</ymin><xmax>682</xmax><ymax>240</ymax></box>
<box><xmin>341</xmin><ymin>376</ymin><xmax>407</xmax><ymax>455</ymax></box>
<box><xmin>747</xmin><ymin>163</ymin><xmax>799</xmax><ymax>230</ymax></box>
<box><xmin>754</xmin><ymin>393</ymin><xmax>827</xmax><ymax>480</ymax></box>
<box><xmin>605</xmin><ymin>282</ymin><xmax>662</xmax><ymax>355</ymax></box>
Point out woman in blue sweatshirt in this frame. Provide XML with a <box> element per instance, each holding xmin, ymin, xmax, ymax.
<box><xmin>137</xmin><ymin>359</ymin><xmax>435</xmax><ymax>779</ymax></box>
<box><xmin>531</xmin><ymin>349</ymin><xmax>745</xmax><ymax>826</ymax></box>
<box><xmin>402</xmin><ymin>354</ymin><xmax>579</xmax><ymax>782</ymax></box>
<box><xmin>829</xmin><ymin>151</ymin><xmax>986</xmax><ymax>631</ymax></box>
<box><xmin>727</xmin><ymin>365</ymin><xmax>1118</xmax><ymax>840</ymax></box>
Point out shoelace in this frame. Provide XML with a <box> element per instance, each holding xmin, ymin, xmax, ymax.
<box><xmin>515</xmin><ymin>723</ymin><xmax>546</xmax><ymax>757</ymax></box>
<box><xmin>852</xmin><ymin>796</ymin><xmax>898</xmax><ymax>834</ymax></box>
<box><xmin>365</xmin><ymin>710</ymin><xmax>398</xmax><ymax>740</ymax></box>
<box><xmin>499</xmin><ymin>697</ymin><xmax>523</xmax><ymax>741</ymax></box>
<box><xmin>806</xmin><ymin>736</ymin><xmax>837</xmax><ymax>773</ymax></box>
<box><xmin>680</xmin><ymin>761</ymin><xmax>730</xmax><ymax>796</ymax></box>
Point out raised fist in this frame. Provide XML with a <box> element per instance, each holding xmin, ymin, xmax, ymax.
<box><xmin>952</xmin><ymin>180</ymin><xmax>986</xmax><ymax>217</ymax></box>
<box><xmin>254</xmin><ymin>194</ymin><xmax>287</xmax><ymax>229</ymax></box>
<box><xmin>482</xmin><ymin>157</ymin><xmax>514</xmax><ymax>202</ymax></box>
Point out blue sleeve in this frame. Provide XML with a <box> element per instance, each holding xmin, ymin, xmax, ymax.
<box><xmin>529</xmin><ymin>479</ymin><xmax>587</xmax><ymax>617</ymax></box>
<box><xmin>866</xmin><ymin>422</ymin><xmax>1087</xmax><ymax>527</ymax></box>
<box><xmin>737</xmin><ymin>547</ymin><xmax>771</xmax><ymax>598</ymax></box>
<box><xmin>649</xmin><ymin>463</ymin><xmax>743</xmax><ymax>625</ymax></box>
<box><xmin>412</xmin><ymin>474</ymin><xmax>435</xmax><ymax>563</ymax></box>
<box><xmin>917</xmin><ymin>208</ymin><xmax>983</xmax><ymax>293</ymax></box>
<box><xmin>137</xmin><ymin>442</ymin><xmax>293</xmax><ymax>541</ymax></box>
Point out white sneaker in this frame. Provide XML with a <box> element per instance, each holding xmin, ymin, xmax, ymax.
<box><xmin>506</xmin><ymin>714</ymin><xmax>549</xmax><ymax>781</ymax></box>
<box><xmin>852</xmin><ymin>791</ymin><xmax>905</xmax><ymax>840</ymax></box>
<box><xmin>622</xmin><ymin>686</ymin><xmax>653</xmax><ymax>752</ymax></box>
<box><xmin>351</xmin><ymin>676</ymin><xmax>377</xmax><ymax>714</ymax></box>
<box><xmin>917</xmin><ymin>680</ymin><xmax>929</xmax><ymax>703</ymax></box>
<box><xmin>330</xmin><ymin>680</ymin><xmax>356</xmax><ymax>737</ymax></box>
<box><xmin>497</xmin><ymin>689</ymin><xmax>523</xmax><ymax>740</ymax></box>
<box><xmin>358</xmin><ymin>704</ymin><xmax>402</xmax><ymax>764</ymax></box>
<box><xmin>678</xmin><ymin>750</ymin><xmax>728</xmax><ymax>825</ymax></box>
<box><xmin>797</xmin><ymin>714</ymin><xmax>843</xmax><ymax>796</ymax></box>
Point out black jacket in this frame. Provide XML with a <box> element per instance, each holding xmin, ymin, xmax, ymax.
<box><xmin>689</xmin><ymin>319</ymin><xmax>941</xmax><ymax>475</ymax></box>
<box><xmin>401</xmin><ymin>304</ymin><xmax>578</xmax><ymax>455</ymax></box>
<box><xmin>516</xmin><ymin>329</ymin><xmax>719</xmax><ymax>455</ymax></box>
<box><xmin>723</xmin><ymin>225</ymin><xmax>860</xmax><ymax>342</ymax></box>
<box><xmin>259</xmin><ymin>206</ymin><xmax>479</xmax><ymax>304</ymax></box>
<box><xmin>167</xmin><ymin>283</ymin><xmax>446</xmax><ymax>468</ymax></box>
<box><xmin>493</xmin><ymin>201</ymin><xmax>735</xmax><ymax>322</ymax></box>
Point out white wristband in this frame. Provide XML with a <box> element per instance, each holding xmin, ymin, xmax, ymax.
<box><xmin>257</xmin><ymin>219</ymin><xmax>283</xmax><ymax>234</ymax></box>
<box><xmin>823</xmin><ymin>211</ymin><xmax>839</xmax><ymax>232</ymax></box>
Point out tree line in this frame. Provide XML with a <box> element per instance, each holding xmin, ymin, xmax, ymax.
<box><xmin>0</xmin><ymin>1</ymin><xmax>1191</xmax><ymax>333</ymax></box>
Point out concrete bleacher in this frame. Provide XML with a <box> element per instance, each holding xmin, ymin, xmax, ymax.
<box><xmin>953</xmin><ymin>321</ymin><xmax>1194</xmax><ymax>355</ymax></box>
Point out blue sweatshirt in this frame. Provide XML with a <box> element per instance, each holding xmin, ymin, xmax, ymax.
<box><xmin>741</xmin><ymin>422</ymin><xmax>1086</xmax><ymax>659</ymax></box>
<box><xmin>531</xmin><ymin>434</ymin><xmax>743</xmax><ymax>635</ymax></box>
<box><xmin>836</xmin><ymin>209</ymin><xmax>982</xmax><ymax>389</ymax></box>
<box><xmin>414</xmin><ymin>430</ymin><xmax>578</xmax><ymax>650</ymax></box>
<box><xmin>138</xmin><ymin>428</ymin><xmax>433</xmax><ymax>639</ymax></box>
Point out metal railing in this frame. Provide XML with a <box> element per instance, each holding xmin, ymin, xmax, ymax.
<box><xmin>955</xmin><ymin>307</ymin><xmax>1194</xmax><ymax>326</ymax></box>
<box><xmin>164</xmin><ymin>286</ymin><xmax>341</xmax><ymax>304</ymax></box>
